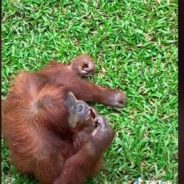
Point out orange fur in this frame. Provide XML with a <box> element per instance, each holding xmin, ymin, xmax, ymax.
<box><xmin>3</xmin><ymin>55</ymin><xmax>124</xmax><ymax>184</ymax></box>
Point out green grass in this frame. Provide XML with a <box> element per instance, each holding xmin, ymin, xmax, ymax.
<box><xmin>2</xmin><ymin>0</ymin><xmax>178</xmax><ymax>183</ymax></box>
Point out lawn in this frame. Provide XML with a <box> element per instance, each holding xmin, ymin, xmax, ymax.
<box><xmin>2</xmin><ymin>0</ymin><xmax>178</xmax><ymax>184</ymax></box>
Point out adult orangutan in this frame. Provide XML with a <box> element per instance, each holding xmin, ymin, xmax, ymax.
<box><xmin>2</xmin><ymin>55</ymin><xmax>127</xmax><ymax>184</ymax></box>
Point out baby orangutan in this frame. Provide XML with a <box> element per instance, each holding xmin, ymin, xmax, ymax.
<box><xmin>2</xmin><ymin>55</ymin><xmax>127</xmax><ymax>184</ymax></box>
